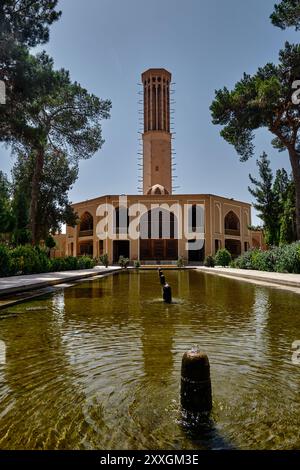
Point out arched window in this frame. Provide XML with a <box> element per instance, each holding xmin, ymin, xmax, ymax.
<box><xmin>114</xmin><ymin>207</ymin><xmax>129</xmax><ymax>235</ymax></box>
<box><xmin>79</xmin><ymin>212</ymin><xmax>93</xmax><ymax>236</ymax></box>
<box><xmin>224</xmin><ymin>211</ymin><xmax>240</xmax><ymax>235</ymax></box>
<box><xmin>188</xmin><ymin>204</ymin><xmax>204</xmax><ymax>233</ymax></box>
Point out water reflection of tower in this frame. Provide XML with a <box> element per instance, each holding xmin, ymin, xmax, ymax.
<box><xmin>139</xmin><ymin>273</ymin><xmax>175</xmax><ymax>383</ymax></box>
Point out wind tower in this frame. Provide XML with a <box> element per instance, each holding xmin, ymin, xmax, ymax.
<box><xmin>142</xmin><ymin>68</ymin><xmax>172</xmax><ymax>195</ymax></box>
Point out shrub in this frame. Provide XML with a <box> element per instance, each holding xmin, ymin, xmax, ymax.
<box><xmin>118</xmin><ymin>256</ymin><xmax>130</xmax><ymax>269</ymax></box>
<box><xmin>232</xmin><ymin>243</ymin><xmax>300</xmax><ymax>274</ymax></box>
<box><xmin>50</xmin><ymin>257</ymin><xmax>67</xmax><ymax>272</ymax></box>
<box><xmin>99</xmin><ymin>253</ymin><xmax>109</xmax><ymax>268</ymax></box>
<box><xmin>177</xmin><ymin>257</ymin><xmax>185</xmax><ymax>268</ymax></box>
<box><xmin>274</xmin><ymin>242</ymin><xmax>300</xmax><ymax>273</ymax></box>
<box><xmin>134</xmin><ymin>260</ymin><xmax>141</xmax><ymax>269</ymax></box>
<box><xmin>232</xmin><ymin>250</ymin><xmax>254</xmax><ymax>270</ymax></box>
<box><xmin>10</xmin><ymin>245</ymin><xmax>50</xmax><ymax>275</ymax></box>
<box><xmin>215</xmin><ymin>248</ymin><xmax>231</xmax><ymax>267</ymax></box>
<box><xmin>249</xmin><ymin>249</ymin><xmax>276</xmax><ymax>272</ymax></box>
<box><xmin>0</xmin><ymin>244</ymin><xmax>97</xmax><ymax>277</ymax></box>
<box><xmin>77</xmin><ymin>256</ymin><xmax>95</xmax><ymax>269</ymax></box>
<box><xmin>204</xmin><ymin>255</ymin><xmax>215</xmax><ymax>268</ymax></box>
<box><xmin>45</xmin><ymin>235</ymin><xmax>56</xmax><ymax>250</ymax></box>
<box><xmin>35</xmin><ymin>246</ymin><xmax>50</xmax><ymax>273</ymax></box>
<box><xmin>12</xmin><ymin>228</ymin><xmax>31</xmax><ymax>246</ymax></box>
<box><xmin>64</xmin><ymin>256</ymin><xmax>78</xmax><ymax>270</ymax></box>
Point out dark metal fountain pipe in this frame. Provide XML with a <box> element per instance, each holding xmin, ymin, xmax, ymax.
<box><xmin>181</xmin><ymin>349</ymin><xmax>212</xmax><ymax>413</ymax></box>
<box><xmin>163</xmin><ymin>283</ymin><xmax>172</xmax><ymax>303</ymax></box>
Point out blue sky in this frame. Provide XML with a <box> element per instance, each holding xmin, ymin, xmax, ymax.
<box><xmin>1</xmin><ymin>0</ymin><xmax>299</xmax><ymax>224</ymax></box>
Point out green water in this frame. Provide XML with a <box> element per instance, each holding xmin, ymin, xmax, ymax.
<box><xmin>0</xmin><ymin>270</ymin><xmax>300</xmax><ymax>450</ymax></box>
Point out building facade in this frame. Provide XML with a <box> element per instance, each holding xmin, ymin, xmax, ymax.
<box><xmin>59</xmin><ymin>68</ymin><xmax>261</xmax><ymax>264</ymax></box>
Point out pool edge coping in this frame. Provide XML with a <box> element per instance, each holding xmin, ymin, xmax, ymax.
<box><xmin>196</xmin><ymin>266</ymin><xmax>300</xmax><ymax>292</ymax></box>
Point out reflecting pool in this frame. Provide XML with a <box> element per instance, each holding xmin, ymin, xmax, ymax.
<box><xmin>0</xmin><ymin>270</ymin><xmax>300</xmax><ymax>450</ymax></box>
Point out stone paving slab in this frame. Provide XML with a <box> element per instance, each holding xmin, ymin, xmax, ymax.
<box><xmin>0</xmin><ymin>266</ymin><xmax>120</xmax><ymax>297</ymax></box>
<box><xmin>197</xmin><ymin>266</ymin><xmax>300</xmax><ymax>289</ymax></box>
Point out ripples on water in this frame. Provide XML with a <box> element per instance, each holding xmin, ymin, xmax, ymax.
<box><xmin>0</xmin><ymin>270</ymin><xmax>300</xmax><ymax>449</ymax></box>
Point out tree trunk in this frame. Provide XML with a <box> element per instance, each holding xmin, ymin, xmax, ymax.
<box><xmin>289</xmin><ymin>149</ymin><xmax>300</xmax><ymax>241</ymax></box>
<box><xmin>29</xmin><ymin>149</ymin><xmax>44</xmax><ymax>245</ymax></box>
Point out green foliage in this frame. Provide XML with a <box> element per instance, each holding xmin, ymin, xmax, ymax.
<box><xmin>77</xmin><ymin>256</ymin><xmax>95</xmax><ymax>270</ymax></box>
<box><xmin>50</xmin><ymin>257</ymin><xmax>70</xmax><ymax>272</ymax></box>
<box><xmin>9</xmin><ymin>53</ymin><xmax>111</xmax><ymax>244</ymax></box>
<box><xmin>0</xmin><ymin>0</ymin><xmax>61</xmax><ymax>47</ymax></box>
<box><xmin>99</xmin><ymin>253</ymin><xmax>109</xmax><ymax>268</ymax></box>
<box><xmin>248</xmin><ymin>225</ymin><xmax>263</xmax><ymax>232</ymax></box>
<box><xmin>270</xmin><ymin>0</ymin><xmax>300</xmax><ymax>30</ymax></box>
<box><xmin>64</xmin><ymin>256</ymin><xmax>80</xmax><ymax>270</ymax></box>
<box><xmin>231</xmin><ymin>250</ymin><xmax>254</xmax><ymax>270</ymax></box>
<box><xmin>0</xmin><ymin>2</ymin><xmax>62</xmax><ymax>145</ymax></box>
<box><xmin>0</xmin><ymin>244</ymin><xmax>96</xmax><ymax>277</ymax></box>
<box><xmin>250</xmin><ymin>249</ymin><xmax>277</xmax><ymax>272</ymax></box>
<box><xmin>279</xmin><ymin>180</ymin><xmax>297</xmax><ymax>244</ymax></box>
<box><xmin>12</xmin><ymin>151</ymin><xmax>78</xmax><ymax>242</ymax></box>
<box><xmin>248</xmin><ymin>153</ymin><xmax>279</xmax><ymax>245</ymax></box>
<box><xmin>9</xmin><ymin>245</ymin><xmax>50</xmax><ymax>275</ymax></box>
<box><xmin>204</xmin><ymin>255</ymin><xmax>215</xmax><ymax>268</ymax></box>
<box><xmin>0</xmin><ymin>171</ymin><xmax>14</xmax><ymax>236</ymax></box>
<box><xmin>274</xmin><ymin>243</ymin><xmax>300</xmax><ymax>273</ymax></box>
<box><xmin>211</xmin><ymin>44</ymin><xmax>300</xmax><ymax>163</ymax></box>
<box><xmin>0</xmin><ymin>244</ymin><xmax>12</xmax><ymax>276</ymax></box>
<box><xmin>176</xmin><ymin>257</ymin><xmax>185</xmax><ymax>268</ymax></box>
<box><xmin>233</xmin><ymin>243</ymin><xmax>300</xmax><ymax>274</ymax></box>
<box><xmin>45</xmin><ymin>235</ymin><xmax>56</xmax><ymax>250</ymax></box>
<box><xmin>118</xmin><ymin>256</ymin><xmax>130</xmax><ymax>269</ymax></box>
<box><xmin>215</xmin><ymin>249</ymin><xmax>232</xmax><ymax>267</ymax></box>
<box><xmin>210</xmin><ymin>43</ymin><xmax>300</xmax><ymax>239</ymax></box>
<box><xmin>134</xmin><ymin>260</ymin><xmax>141</xmax><ymax>269</ymax></box>
<box><xmin>0</xmin><ymin>5</ymin><xmax>111</xmax><ymax>245</ymax></box>
<box><xmin>248</xmin><ymin>154</ymin><xmax>296</xmax><ymax>246</ymax></box>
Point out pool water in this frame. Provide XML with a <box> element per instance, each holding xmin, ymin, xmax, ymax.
<box><xmin>0</xmin><ymin>270</ymin><xmax>300</xmax><ymax>450</ymax></box>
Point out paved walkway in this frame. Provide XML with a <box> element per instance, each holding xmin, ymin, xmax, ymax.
<box><xmin>197</xmin><ymin>266</ymin><xmax>300</xmax><ymax>290</ymax></box>
<box><xmin>0</xmin><ymin>266</ymin><xmax>120</xmax><ymax>297</ymax></box>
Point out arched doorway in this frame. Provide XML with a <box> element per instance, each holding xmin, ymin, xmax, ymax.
<box><xmin>224</xmin><ymin>211</ymin><xmax>240</xmax><ymax>236</ymax></box>
<box><xmin>139</xmin><ymin>208</ymin><xmax>178</xmax><ymax>261</ymax></box>
<box><xmin>79</xmin><ymin>212</ymin><xmax>94</xmax><ymax>257</ymax></box>
<box><xmin>79</xmin><ymin>212</ymin><xmax>93</xmax><ymax>237</ymax></box>
<box><xmin>113</xmin><ymin>207</ymin><xmax>130</xmax><ymax>263</ymax></box>
<box><xmin>188</xmin><ymin>204</ymin><xmax>205</xmax><ymax>263</ymax></box>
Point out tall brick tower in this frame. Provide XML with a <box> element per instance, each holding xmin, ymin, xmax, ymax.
<box><xmin>142</xmin><ymin>68</ymin><xmax>172</xmax><ymax>195</ymax></box>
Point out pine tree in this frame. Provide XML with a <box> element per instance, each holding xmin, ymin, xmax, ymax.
<box><xmin>0</xmin><ymin>170</ymin><xmax>14</xmax><ymax>240</ymax></box>
<box><xmin>211</xmin><ymin>43</ymin><xmax>300</xmax><ymax>239</ymax></box>
<box><xmin>270</xmin><ymin>0</ymin><xmax>300</xmax><ymax>30</ymax></box>
<box><xmin>248</xmin><ymin>153</ymin><xmax>280</xmax><ymax>245</ymax></box>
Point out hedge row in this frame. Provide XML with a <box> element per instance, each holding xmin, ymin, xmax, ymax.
<box><xmin>232</xmin><ymin>242</ymin><xmax>300</xmax><ymax>274</ymax></box>
<box><xmin>0</xmin><ymin>244</ymin><xmax>96</xmax><ymax>277</ymax></box>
